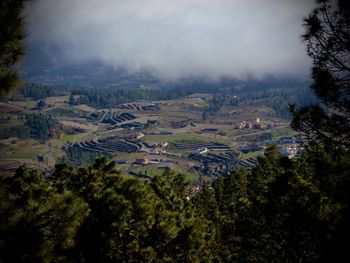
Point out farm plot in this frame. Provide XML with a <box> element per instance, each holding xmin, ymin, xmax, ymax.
<box><xmin>89</xmin><ymin>111</ymin><xmax>137</xmax><ymax>125</ymax></box>
<box><xmin>117</xmin><ymin>103</ymin><xmax>160</xmax><ymax>111</ymax></box>
<box><xmin>172</xmin><ymin>139</ymin><xmax>230</xmax><ymax>150</ymax></box>
<box><xmin>189</xmin><ymin>150</ymin><xmax>238</xmax><ymax>164</ymax></box>
<box><xmin>74</xmin><ymin>137</ymin><xmax>141</xmax><ymax>155</ymax></box>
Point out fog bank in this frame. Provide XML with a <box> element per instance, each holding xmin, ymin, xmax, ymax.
<box><xmin>25</xmin><ymin>0</ymin><xmax>315</xmax><ymax>80</ymax></box>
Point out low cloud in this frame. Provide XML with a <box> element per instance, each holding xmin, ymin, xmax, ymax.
<box><xmin>25</xmin><ymin>0</ymin><xmax>315</xmax><ymax>80</ymax></box>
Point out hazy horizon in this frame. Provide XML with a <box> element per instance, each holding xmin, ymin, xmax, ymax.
<box><xmin>24</xmin><ymin>0</ymin><xmax>315</xmax><ymax>81</ymax></box>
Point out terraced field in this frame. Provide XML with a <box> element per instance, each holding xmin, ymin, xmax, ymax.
<box><xmin>74</xmin><ymin>138</ymin><xmax>141</xmax><ymax>155</ymax></box>
<box><xmin>189</xmin><ymin>150</ymin><xmax>238</xmax><ymax>164</ymax></box>
<box><xmin>89</xmin><ymin>111</ymin><xmax>136</xmax><ymax>125</ymax></box>
<box><xmin>0</xmin><ymin>93</ymin><xmax>295</xmax><ymax>179</ymax></box>
<box><xmin>172</xmin><ymin>139</ymin><xmax>230</xmax><ymax>150</ymax></box>
<box><xmin>117</xmin><ymin>103</ymin><xmax>160</xmax><ymax>111</ymax></box>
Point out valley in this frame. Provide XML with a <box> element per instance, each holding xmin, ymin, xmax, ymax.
<box><xmin>0</xmin><ymin>91</ymin><xmax>302</xmax><ymax>183</ymax></box>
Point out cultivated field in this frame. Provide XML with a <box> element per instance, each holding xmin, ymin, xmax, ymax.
<box><xmin>0</xmin><ymin>94</ymin><xmax>295</xmax><ymax>181</ymax></box>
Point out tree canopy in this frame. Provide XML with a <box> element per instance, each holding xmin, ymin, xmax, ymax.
<box><xmin>1</xmin><ymin>157</ymin><xmax>214</xmax><ymax>262</ymax></box>
<box><xmin>0</xmin><ymin>0</ymin><xmax>29</xmax><ymax>98</ymax></box>
<box><xmin>291</xmin><ymin>0</ymin><xmax>350</xmax><ymax>149</ymax></box>
<box><xmin>1</xmin><ymin>144</ymin><xmax>349</xmax><ymax>262</ymax></box>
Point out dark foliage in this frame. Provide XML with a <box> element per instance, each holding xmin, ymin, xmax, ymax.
<box><xmin>0</xmin><ymin>114</ymin><xmax>60</xmax><ymax>141</ymax></box>
<box><xmin>0</xmin><ymin>158</ymin><xmax>212</xmax><ymax>262</ymax></box>
<box><xmin>1</xmin><ymin>144</ymin><xmax>349</xmax><ymax>262</ymax></box>
<box><xmin>0</xmin><ymin>0</ymin><xmax>29</xmax><ymax>98</ymax></box>
<box><xmin>208</xmin><ymin>84</ymin><xmax>316</xmax><ymax>118</ymax></box>
<box><xmin>70</xmin><ymin>86</ymin><xmax>208</xmax><ymax>109</ymax></box>
<box><xmin>291</xmin><ymin>0</ymin><xmax>350</xmax><ymax>149</ymax></box>
<box><xmin>19</xmin><ymin>83</ymin><xmax>65</xmax><ymax>100</ymax></box>
<box><xmin>192</xmin><ymin>145</ymin><xmax>350</xmax><ymax>262</ymax></box>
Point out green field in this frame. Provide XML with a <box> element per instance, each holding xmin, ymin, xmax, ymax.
<box><xmin>61</xmin><ymin>133</ymin><xmax>87</xmax><ymax>143</ymax></box>
<box><xmin>239</xmin><ymin>151</ymin><xmax>264</xmax><ymax>160</ymax></box>
<box><xmin>24</xmin><ymin>100</ymin><xmax>37</xmax><ymax>109</ymax></box>
<box><xmin>0</xmin><ymin>112</ymin><xmax>24</xmax><ymax>130</ymax></box>
<box><xmin>0</xmin><ymin>139</ymin><xmax>42</xmax><ymax>159</ymax></box>
<box><xmin>144</xmin><ymin>133</ymin><xmax>228</xmax><ymax>144</ymax></box>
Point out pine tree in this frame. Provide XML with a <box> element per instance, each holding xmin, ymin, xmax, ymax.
<box><xmin>0</xmin><ymin>165</ymin><xmax>89</xmax><ymax>262</ymax></box>
<box><xmin>291</xmin><ymin>0</ymin><xmax>350</xmax><ymax>149</ymax></box>
<box><xmin>0</xmin><ymin>0</ymin><xmax>29</xmax><ymax>98</ymax></box>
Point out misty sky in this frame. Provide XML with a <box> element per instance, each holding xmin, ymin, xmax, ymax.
<box><xmin>25</xmin><ymin>0</ymin><xmax>315</xmax><ymax>80</ymax></box>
